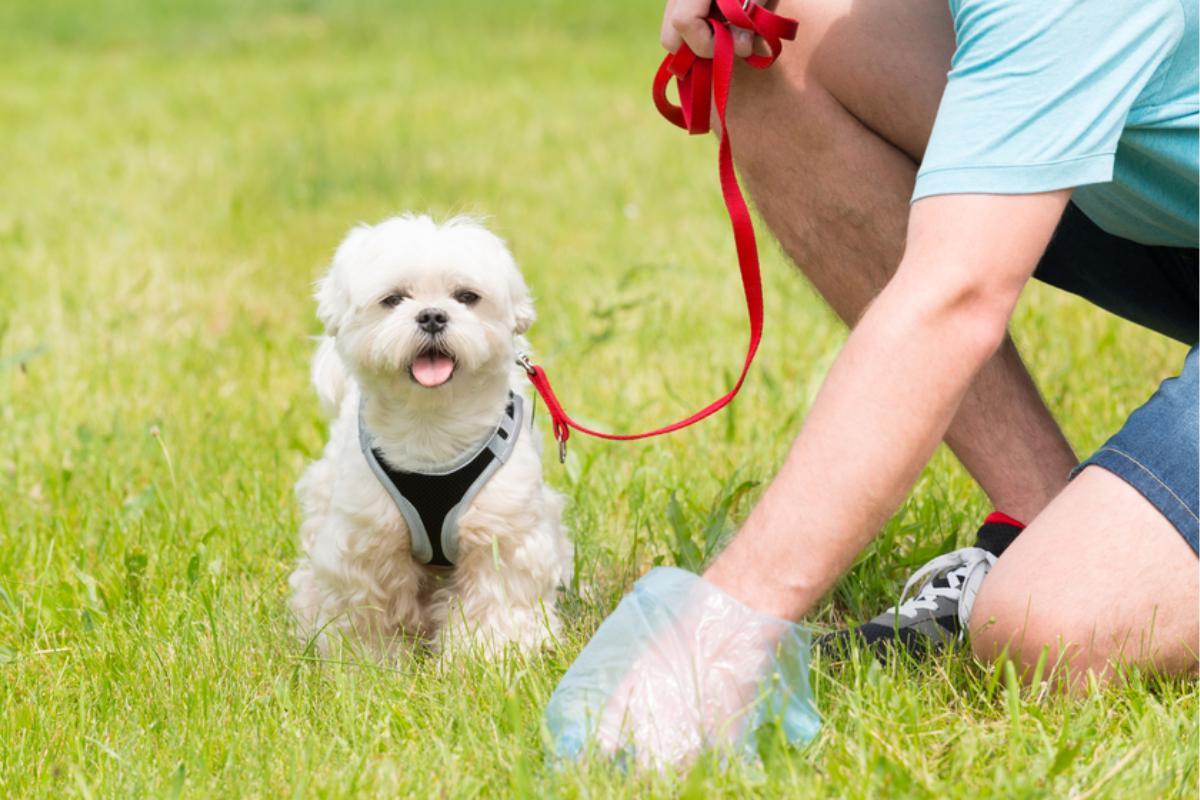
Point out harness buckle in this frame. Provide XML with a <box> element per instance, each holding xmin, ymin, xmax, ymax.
<box><xmin>516</xmin><ymin>352</ymin><xmax>537</xmax><ymax>376</ymax></box>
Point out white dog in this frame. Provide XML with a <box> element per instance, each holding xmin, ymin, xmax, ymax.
<box><xmin>288</xmin><ymin>214</ymin><xmax>571</xmax><ymax>657</ymax></box>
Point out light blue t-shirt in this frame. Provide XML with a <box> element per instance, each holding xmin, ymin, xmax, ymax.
<box><xmin>913</xmin><ymin>0</ymin><xmax>1199</xmax><ymax>247</ymax></box>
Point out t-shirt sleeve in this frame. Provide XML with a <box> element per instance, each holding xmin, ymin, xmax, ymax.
<box><xmin>913</xmin><ymin>0</ymin><xmax>1185</xmax><ymax>200</ymax></box>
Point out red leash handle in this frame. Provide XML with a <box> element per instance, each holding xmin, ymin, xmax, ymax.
<box><xmin>523</xmin><ymin>0</ymin><xmax>798</xmax><ymax>462</ymax></box>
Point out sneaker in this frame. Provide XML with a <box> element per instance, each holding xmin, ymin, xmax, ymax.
<box><xmin>820</xmin><ymin>514</ymin><xmax>1024</xmax><ymax>658</ymax></box>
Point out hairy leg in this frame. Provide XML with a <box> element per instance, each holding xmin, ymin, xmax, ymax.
<box><xmin>970</xmin><ymin>467</ymin><xmax>1199</xmax><ymax>682</ymax></box>
<box><xmin>726</xmin><ymin>0</ymin><xmax>1077</xmax><ymax>522</ymax></box>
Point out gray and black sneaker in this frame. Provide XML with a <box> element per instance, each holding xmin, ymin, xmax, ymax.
<box><xmin>820</xmin><ymin>514</ymin><xmax>1024</xmax><ymax>658</ymax></box>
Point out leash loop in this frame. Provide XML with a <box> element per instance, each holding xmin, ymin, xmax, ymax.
<box><xmin>523</xmin><ymin>1</ymin><xmax>798</xmax><ymax>462</ymax></box>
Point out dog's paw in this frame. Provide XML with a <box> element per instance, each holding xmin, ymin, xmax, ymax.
<box><xmin>436</xmin><ymin>604</ymin><xmax>561</xmax><ymax>659</ymax></box>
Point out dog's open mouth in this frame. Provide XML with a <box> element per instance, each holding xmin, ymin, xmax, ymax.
<box><xmin>409</xmin><ymin>346</ymin><xmax>456</xmax><ymax>388</ymax></box>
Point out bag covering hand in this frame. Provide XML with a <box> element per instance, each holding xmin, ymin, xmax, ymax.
<box><xmin>545</xmin><ymin>567</ymin><xmax>820</xmax><ymax>769</ymax></box>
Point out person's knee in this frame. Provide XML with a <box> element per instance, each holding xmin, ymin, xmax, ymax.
<box><xmin>969</xmin><ymin>572</ymin><xmax>1036</xmax><ymax>667</ymax></box>
<box><xmin>968</xmin><ymin>566</ymin><xmax>1098</xmax><ymax>680</ymax></box>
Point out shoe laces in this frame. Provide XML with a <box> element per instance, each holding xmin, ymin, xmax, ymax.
<box><xmin>886</xmin><ymin>547</ymin><xmax>997</xmax><ymax>630</ymax></box>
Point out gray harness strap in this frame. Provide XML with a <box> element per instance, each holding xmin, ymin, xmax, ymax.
<box><xmin>358</xmin><ymin>392</ymin><xmax>524</xmax><ymax>567</ymax></box>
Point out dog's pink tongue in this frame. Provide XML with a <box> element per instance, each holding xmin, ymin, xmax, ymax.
<box><xmin>412</xmin><ymin>354</ymin><xmax>454</xmax><ymax>387</ymax></box>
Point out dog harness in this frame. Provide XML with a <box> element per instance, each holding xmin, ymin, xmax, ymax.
<box><xmin>359</xmin><ymin>392</ymin><xmax>524</xmax><ymax>568</ymax></box>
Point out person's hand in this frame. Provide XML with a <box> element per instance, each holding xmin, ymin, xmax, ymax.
<box><xmin>660</xmin><ymin>0</ymin><xmax>770</xmax><ymax>59</ymax></box>
<box><xmin>591</xmin><ymin>585</ymin><xmax>780</xmax><ymax>768</ymax></box>
<box><xmin>544</xmin><ymin>567</ymin><xmax>820</xmax><ymax>770</ymax></box>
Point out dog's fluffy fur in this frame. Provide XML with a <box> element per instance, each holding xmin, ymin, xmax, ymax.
<box><xmin>288</xmin><ymin>215</ymin><xmax>571</xmax><ymax>657</ymax></box>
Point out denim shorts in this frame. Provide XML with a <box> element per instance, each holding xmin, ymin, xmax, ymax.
<box><xmin>1034</xmin><ymin>203</ymin><xmax>1198</xmax><ymax>554</ymax></box>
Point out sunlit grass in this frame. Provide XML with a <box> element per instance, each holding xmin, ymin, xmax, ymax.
<box><xmin>0</xmin><ymin>1</ymin><xmax>1194</xmax><ymax>796</ymax></box>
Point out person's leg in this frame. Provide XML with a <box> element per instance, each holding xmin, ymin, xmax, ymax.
<box><xmin>970</xmin><ymin>468</ymin><xmax>1199</xmax><ymax>682</ymax></box>
<box><xmin>726</xmin><ymin>0</ymin><xmax>1078</xmax><ymax>522</ymax></box>
<box><xmin>971</xmin><ymin>347</ymin><xmax>1200</xmax><ymax>682</ymax></box>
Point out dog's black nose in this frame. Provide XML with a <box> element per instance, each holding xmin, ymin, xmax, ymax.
<box><xmin>416</xmin><ymin>307</ymin><xmax>449</xmax><ymax>333</ymax></box>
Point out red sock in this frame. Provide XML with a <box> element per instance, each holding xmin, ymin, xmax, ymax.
<box><xmin>984</xmin><ymin>510</ymin><xmax>1025</xmax><ymax>529</ymax></box>
<box><xmin>976</xmin><ymin>511</ymin><xmax>1025</xmax><ymax>556</ymax></box>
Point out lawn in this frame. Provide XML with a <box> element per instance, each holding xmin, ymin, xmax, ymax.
<box><xmin>0</xmin><ymin>0</ymin><xmax>1195</xmax><ymax>797</ymax></box>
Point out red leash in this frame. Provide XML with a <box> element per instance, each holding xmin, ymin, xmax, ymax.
<box><xmin>521</xmin><ymin>0</ymin><xmax>798</xmax><ymax>462</ymax></box>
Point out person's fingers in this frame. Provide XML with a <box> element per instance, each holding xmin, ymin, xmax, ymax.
<box><xmin>659</xmin><ymin>0</ymin><xmax>681</xmax><ymax>53</ymax></box>
<box><xmin>661</xmin><ymin>0</ymin><xmax>698</xmax><ymax>54</ymax></box>
<box><xmin>672</xmin><ymin>15</ymin><xmax>714</xmax><ymax>58</ymax></box>
<box><xmin>662</xmin><ymin>0</ymin><xmax>785</xmax><ymax>60</ymax></box>
<box><xmin>662</xmin><ymin>0</ymin><xmax>715</xmax><ymax>57</ymax></box>
<box><xmin>739</xmin><ymin>0</ymin><xmax>780</xmax><ymax>58</ymax></box>
<box><xmin>732</xmin><ymin>27</ymin><xmax>753</xmax><ymax>58</ymax></box>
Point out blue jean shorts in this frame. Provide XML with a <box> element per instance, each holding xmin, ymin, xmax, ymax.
<box><xmin>1034</xmin><ymin>203</ymin><xmax>1198</xmax><ymax>554</ymax></box>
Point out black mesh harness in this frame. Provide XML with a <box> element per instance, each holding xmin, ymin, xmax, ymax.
<box><xmin>358</xmin><ymin>392</ymin><xmax>524</xmax><ymax>568</ymax></box>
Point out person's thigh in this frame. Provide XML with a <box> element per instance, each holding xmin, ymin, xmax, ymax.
<box><xmin>753</xmin><ymin>0</ymin><xmax>955</xmax><ymax>162</ymax></box>
<box><xmin>726</xmin><ymin>0</ymin><xmax>956</xmax><ymax>307</ymax></box>
<box><xmin>970</xmin><ymin>466</ymin><xmax>1200</xmax><ymax>683</ymax></box>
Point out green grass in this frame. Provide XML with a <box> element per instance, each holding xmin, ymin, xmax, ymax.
<box><xmin>0</xmin><ymin>1</ymin><xmax>1195</xmax><ymax>796</ymax></box>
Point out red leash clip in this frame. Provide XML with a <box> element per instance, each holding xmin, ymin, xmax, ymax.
<box><xmin>522</xmin><ymin>0</ymin><xmax>798</xmax><ymax>463</ymax></box>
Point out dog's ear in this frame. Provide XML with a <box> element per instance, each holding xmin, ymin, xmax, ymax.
<box><xmin>314</xmin><ymin>273</ymin><xmax>348</xmax><ymax>336</ymax></box>
<box><xmin>315</xmin><ymin>225</ymin><xmax>371</xmax><ymax>335</ymax></box>
<box><xmin>310</xmin><ymin>335</ymin><xmax>347</xmax><ymax>415</ymax></box>
<box><xmin>509</xmin><ymin>274</ymin><xmax>536</xmax><ymax>335</ymax></box>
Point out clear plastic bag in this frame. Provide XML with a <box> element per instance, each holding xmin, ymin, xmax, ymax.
<box><xmin>545</xmin><ymin>567</ymin><xmax>820</xmax><ymax>769</ymax></box>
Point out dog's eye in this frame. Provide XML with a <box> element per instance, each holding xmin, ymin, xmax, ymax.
<box><xmin>453</xmin><ymin>290</ymin><xmax>481</xmax><ymax>306</ymax></box>
<box><xmin>381</xmin><ymin>292</ymin><xmax>408</xmax><ymax>308</ymax></box>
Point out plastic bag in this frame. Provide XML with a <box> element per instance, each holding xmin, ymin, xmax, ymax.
<box><xmin>545</xmin><ymin>567</ymin><xmax>820</xmax><ymax>769</ymax></box>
